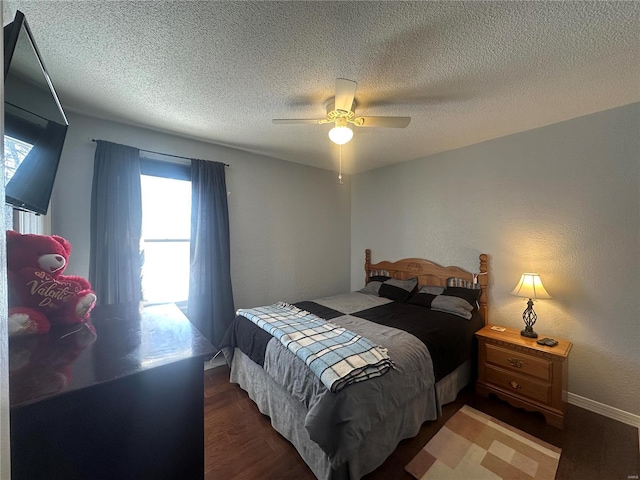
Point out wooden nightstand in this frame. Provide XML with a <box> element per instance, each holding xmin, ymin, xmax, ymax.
<box><xmin>476</xmin><ymin>325</ymin><xmax>572</xmax><ymax>428</ymax></box>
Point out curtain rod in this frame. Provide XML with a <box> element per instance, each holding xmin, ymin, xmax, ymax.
<box><xmin>90</xmin><ymin>139</ymin><xmax>229</xmax><ymax>166</ymax></box>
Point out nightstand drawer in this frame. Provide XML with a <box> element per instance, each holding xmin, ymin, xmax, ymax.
<box><xmin>485</xmin><ymin>365</ymin><xmax>551</xmax><ymax>405</ymax></box>
<box><xmin>486</xmin><ymin>344</ymin><xmax>551</xmax><ymax>381</ymax></box>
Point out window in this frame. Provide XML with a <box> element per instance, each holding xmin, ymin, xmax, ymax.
<box><xmin>4</xmin><ymin>135</ymin><xmax>33</xmax><ymax>181</ymax></box>
<box><xmin>4</xmin><ymin>135</ymin><xmax>45</xmax><ymax>234</ymax></box>
<box><xmin>140</xmin><ymin>160</ymin><xmax>191</xmax><ymax>305</ymax></box>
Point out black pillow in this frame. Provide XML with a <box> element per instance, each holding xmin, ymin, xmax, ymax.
<box><xmin>442</xmin><ymin>287</ymin><xmax>481</xmax><ymax>308</ymax></box>
<box><xmin>407</xmin><ymin>293</ymin><xmax>437</xmax><ymax>308</ymax></box>
<box><xmin>407</xmin><ymin>293</ymin><xmax>474</xmax><ymax>319</ymax></box>
<box><xmin>369</xmin><ymin>275</ymin><xmax>391</xmax><ymax>282</ymax></box>
<box><xmin>378</xmin><ymin>277</ymin><xmax>418</xmax><ymax>302</ymax></box>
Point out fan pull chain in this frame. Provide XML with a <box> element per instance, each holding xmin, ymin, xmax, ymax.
<box><xmin>338</xmin><ymin>145</ymin><xmax>343</xmax><ymax>185</ymax></box>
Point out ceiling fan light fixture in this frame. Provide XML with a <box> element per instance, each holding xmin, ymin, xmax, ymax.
<box><xmin>273</xmin><ymin>78</ymin><xmax>410</xmax><ymax>146</ymax></box>
<box><xmin>328</xmin><ymin>125</ymin><xmax>353</xmax><ymax>145</ymax></box>
<box><xmin>328</xmin><ymin>118</ymin><xmax>353</xmax><ymax>145</ymax></box>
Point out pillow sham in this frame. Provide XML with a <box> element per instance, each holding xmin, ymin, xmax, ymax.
<box><xmin>378</xmin><ymin>277</ymin><xmax>418</xmax><ymax>302</ymax></box>
<box><xmin>416</xmin><ymin>285</ymin><xmax>445</xmax><ymax>295</ymax></box>
<box><xmin>359</xmin><ymin>281</ymin><xmax>383</xmax><ymax>296</ymax></box>
<box><xmin>432</xmin><ymin>295</ymin><xmax>473</xmax><ymax>319</ymax></box>
<box><xmin>442</xmin><ymin>286</ymin><xmax>481</xmax><ymax>310</ymax></box>
<box><xmin>407</xmin><ymin>292</ymin><xmax>473</xmax><ymax>319</ymax></box>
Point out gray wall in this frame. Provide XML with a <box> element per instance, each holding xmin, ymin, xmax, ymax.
<box><xmin>351</xmin><ymin>103</ymin><xmax>640</xmax><ymax>416</ymax></box>
<box><xmin>50</xmin><ymin>105</ymin><xmax>640</xmax><ymax>417</ymax></box>
<box><xmin>50</xmin><ymin>112</ymin><xmax>351</xmax><ymax>310</ymax></box>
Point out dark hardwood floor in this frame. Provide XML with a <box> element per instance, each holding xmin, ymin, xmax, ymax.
<box><xmin>204</xmin><ymin>366</ymin><xmax>639</xmax><ymax>480</ymax></box>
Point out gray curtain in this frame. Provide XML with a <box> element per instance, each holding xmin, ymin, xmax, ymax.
<box><xmin>89</xmin><ymin>140</ymin><xmax>143</xmax><ymax>305</ymax></box>
<box><xmin>187</xmin><ymin>159</ymin><xmax>234</xmax><ymax>347</ymax></box>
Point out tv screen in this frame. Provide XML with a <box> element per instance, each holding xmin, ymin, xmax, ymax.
<box><xmin>4</xmin><ymin>10</ymin><xmax>68</xmax><ymax>215</ymax></box>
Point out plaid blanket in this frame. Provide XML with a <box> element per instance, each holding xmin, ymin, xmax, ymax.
<box><xmin>236</xmin><ymin>302</ymin><xmax>393</xmax><ymax>393</ymax></box>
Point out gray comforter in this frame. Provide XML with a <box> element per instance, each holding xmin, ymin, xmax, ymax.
<box><xmin>259</xmin><ymin>292</ymin><xmax>435</xmax><ymax>467</ymax></box>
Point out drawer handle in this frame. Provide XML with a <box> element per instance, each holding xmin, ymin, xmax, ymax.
<box><xmin>507</xmin><ymin>380</ymin><xmax>522</xmax><ymax>390</ymax></box>
<box><xmin>507</xmin><ymin>358</ymin><xmax>523</xmax><ymax>368</ymax></box>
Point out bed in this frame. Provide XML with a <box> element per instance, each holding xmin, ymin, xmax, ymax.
<box><xmin>220</xmin><ymin>249</ymin><xmax>489</xmax><ymax>479</ymax></box>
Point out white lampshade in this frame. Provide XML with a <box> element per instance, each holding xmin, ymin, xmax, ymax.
<box><xmin>328</xmin><ymin>125</ymin><xmax>353</xmax><ymax>145</ymax></box>
<box><xmin>511</xmin><ymin>273</ymin><xmax>552</xmax><ymax>299</ymax></box>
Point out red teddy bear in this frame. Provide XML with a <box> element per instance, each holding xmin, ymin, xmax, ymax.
<box><xmin>7</xmin><ymin>230</ymin><xmax>97</xmax><ymax>336</ymax></box>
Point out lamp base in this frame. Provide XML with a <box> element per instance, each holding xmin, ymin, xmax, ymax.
<box><xmin>521</xmin><ymin>300</ymin><xmax>538</xmax><ymax>338</ymax></box>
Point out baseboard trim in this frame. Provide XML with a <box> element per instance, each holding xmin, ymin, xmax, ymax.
<box><xmin>568</xmin><ymin>392</ymin><xmax>640</xmax><ymax>428</ymax></box>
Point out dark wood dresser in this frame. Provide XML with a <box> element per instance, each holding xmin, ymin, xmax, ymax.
<box><xmin>9</xmin><ymin>302</ymin><xmax>215</xmax><ymax>480</ymax></box>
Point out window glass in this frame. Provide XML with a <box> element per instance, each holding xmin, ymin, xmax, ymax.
<box><xmin>141</xmin><ymin>174</ymin><xmax>191</xmax><ymax>304</ymax></box>
<box><xmin>4</xmin><ymin>136</ymin><xmax>43</xmax><ymax>232</ymax></box>
<box><xmin>4</xmin><ymin>135</ymin><xmax>33</xmax><ymax>182</ymax></box>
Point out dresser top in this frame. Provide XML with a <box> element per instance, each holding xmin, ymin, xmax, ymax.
<box><xmin>476</xmin><ymin>325</ymin><xmax>572</xmax><ymax>358</ymax></box>
<box><xmin>9</xmin><ymin>303</ymin><xmax>215</xmax><ymax>407</ymax></box>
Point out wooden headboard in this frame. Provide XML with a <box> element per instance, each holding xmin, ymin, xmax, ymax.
<box><xmin>364</xmin><ymin>249</ymin><xmax>489</xmax><ymax>325</ymax></box>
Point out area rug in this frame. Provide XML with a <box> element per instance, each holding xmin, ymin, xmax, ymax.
<box><xmin>405</xmin><ymin>405</ymin><xmax>561</xmax><ymax>480</ymax></box>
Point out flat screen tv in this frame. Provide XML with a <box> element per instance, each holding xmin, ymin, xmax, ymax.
<box><xmin>4</xmin><ymin>10</ymin><xmax>68</xmax><ymax>215</ymax></box>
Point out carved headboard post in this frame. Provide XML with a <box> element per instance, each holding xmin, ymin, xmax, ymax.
<box><xmin>478</xmin><ymin>254</ymin><xmax>489</xmax><ymax>325</ymax></box>
<box><xmin>364</xmin><ymin>249</ymin><xmax>372</xmax><ymax>284</ymax></box>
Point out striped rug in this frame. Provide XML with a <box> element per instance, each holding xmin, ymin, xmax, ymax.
<box><xmin>405</xmin><ymin>405</ymin><xmax>561</xmax><ymax>480</ymax></box>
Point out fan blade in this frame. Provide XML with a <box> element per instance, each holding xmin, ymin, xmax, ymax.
<box><xmin>353</xmin><ymin>116</ymin><xmax>411</xmax><ymax>128</ymax></box>
<box><xmin>272</xmin><ymin>118</ymin><xmax>327</xmax><ymax>125</ymax></box>
<box><xmin>335</xmin><ymin>78</ymin><xmax>357</xmax><ymax>113</ymax></box>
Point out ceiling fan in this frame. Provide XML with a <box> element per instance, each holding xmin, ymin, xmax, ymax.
<box><xmin>272</xmin><ymin>78</ymin><xmax>411</xmax><ymax>145</ymax></box>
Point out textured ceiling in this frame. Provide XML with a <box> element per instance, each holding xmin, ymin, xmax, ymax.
<box><xmin>3</xmin><ymin>1</ymin><xmax>639</xmax><ymax>174</ymax></box>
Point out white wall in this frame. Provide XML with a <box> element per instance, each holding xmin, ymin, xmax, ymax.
<box><xmin>351</xmin><ymin>103</ymin><xmax>640</xmax><ymax>416</ymax></box>
<box><xmin>51</xmin><ymin>112</ymin><xmax>351</xmax><ymax>310</ymax></box>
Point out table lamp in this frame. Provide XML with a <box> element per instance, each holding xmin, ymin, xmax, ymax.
<box><xmin>510</xmin><ymin>273</ymin><xmax>551</xmax><ymax>338</ymax></box>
